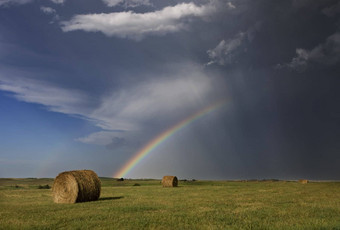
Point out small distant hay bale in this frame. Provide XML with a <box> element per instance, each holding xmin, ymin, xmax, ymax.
<box><xmin>52</xmin><ymin>170</ymin><xmax>101</xmax><ymax>204</ymax></box>
<box><xmin>162</xmin><ymin>176</ymin><xmax>178</xmax><ymax>187</ymax></box>
<box><xmin>299</xmin><ymin>179</ymin><xmax>309</xmax><ymax>184</ymax></box>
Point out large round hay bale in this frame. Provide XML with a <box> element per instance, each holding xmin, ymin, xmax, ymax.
<box><xmin>299</xmin><ymin>179</ymin><xmax>309</xmax><ymax>184</ymax></box>
<box><xmin>52</xmin><ymin>170</ymin><xmax>101</xmax><ymax>203</ymax></box>
<box><xmin>162</xmin><ymin>175</ymin><xmax>178</xmax><ymax>187</ymax></box>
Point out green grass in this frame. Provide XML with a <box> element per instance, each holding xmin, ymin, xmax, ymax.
<box><xmin>1</xmin><ymin>178</ymin><xmax>340</xmax><ymax>229</ymax></box>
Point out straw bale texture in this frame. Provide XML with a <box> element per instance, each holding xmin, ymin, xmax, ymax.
<box><xmin>52</xmin><ymin>170</ymin><xmax>101</xmax><ymax>203</ymax></box>
<box><xmin>162</xmin><ymin>175</ymin><xmax>178</xmax><ymax>187</ymax></box>
<box><xmin>299</xmin><ymin>179</ymin><xmax>309</xmax><ymax>184</ymax></box>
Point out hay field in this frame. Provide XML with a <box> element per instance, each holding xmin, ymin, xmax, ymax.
<box><xmin>0</xmin><ymin>178</ymin><xmax>340</xmax><ymax>229</ymax></box>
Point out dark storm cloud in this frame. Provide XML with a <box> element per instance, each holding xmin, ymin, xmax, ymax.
<box><xmin>206</xmin><ymin>21</ymin><xmax>262</xmax><ymax>66</ymax></box>
<box><xmin>276</xmin><ymin>32</ymin><xmax>340</xmax><ymax>71</ymax></box>
<box><xmin>0</xmin><ymin>0</ymin><xmax>339</xmax><ymax>179</ymax></box>
<box><xmin>322</xmin><ymin>1</ymin><xmax>340</xmax><ymax>17</ymax></box>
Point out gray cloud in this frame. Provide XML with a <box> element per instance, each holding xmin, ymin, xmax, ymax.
<box><xmin>206</xmin><ymin>22</ymin><xmax>261</xmax><ymax>66</ymax></box>
<box><xmin>0</xmin><ymin>75</ymin><xmax>91</xmax><ymax>115</ymax></box>
<box><xmin>40</xmin><ymin>6</ymin><xmax>60</xmax><ymax>23</ymax></box>
<box><xmin>76</xmin><ymin>131</ymin><xmax>125</xmax><ymax>146</ymax></box>
<box><xmin>226</xmin><ymin>2</ymin><xmax>235</xmax><ymax>9</ymax></box>
<box><xmin>0</xmin><ymin>0</ymin><xmax>64</xmax><ymax>6</ymax></box>
<box><xmin>106</xmin><ymin>137</ymin><xmax>127</xmax><ymax>149</ymax></box>
<box><xmin>102</xmin><ymin>0</ymin><xmax>151</xmax><ymax>8</ymax></box>
<box><xmin>89</xmin><ymin>64</ymin><xmax>217</xmax><ymax>131</ymax></box>
<box><xmin>292</xmin><ymin>0</ymin><xmax>315</xmax><ymax>9</ymax></box>
<box><xmin>0</xmin><ymin>0</ymin><xmax>339</xmax><ymax>179</ymax></box>
<box><xmin>50</xmin><ymin>0</ymin><xmax>64</xmax><ymax>4</ymax></box>
<box><xmin>206</xmin><ymin>33</ymin><xmax>246</xmax><ymax>66</ymax></box>
<box><xmin>40</xmin><ymin>6</ymin><xmax>56</xmax><ymax>14</ymax></box>
<box><xmin>276</xmin><ymin>48</ymin><xmax>309</xmax><ymax>72</ymax></box>
<box><xmin>277</xmin><ymin>32</ymin><xmax>340</xmax><ymax>71</ymax></box>
<box><xmin>0</xmin><ymin>0</ymin><xmax>32</xmax><ymax>6</ymax></box>
<box><xmin>0</xmin><ymin>63</ymin><xmax>223</xmax><ymax>146</ymax></box>
<box><xmin>291</xmin><ymin>0</ymin><xmax>329</xmax><ymax>10</ymax></box>
<box><xmin>61</xmin><ymin>2</ymin><xmax>216</xmax><ymax>40</ymax></box>
<box><xmin>76</xmin><ymin>129</ymin><xmax>132</xmax><ymax>151</ymax></box>
<box><xmin>322</xmin><ymin>1</ymin><xmax>340</xmax><ymax>17</ymax></box>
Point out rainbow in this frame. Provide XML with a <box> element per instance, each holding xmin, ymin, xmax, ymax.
<box><xmin>113</xmin><ymin>100</ymin><xmax>227</xmax><ymax>178</ymax></box>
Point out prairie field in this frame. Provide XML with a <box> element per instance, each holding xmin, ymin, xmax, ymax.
<box><xmin>0</xmin><ymin>178</ymin><xmax>340</xmax><ymax>229</ymax></box>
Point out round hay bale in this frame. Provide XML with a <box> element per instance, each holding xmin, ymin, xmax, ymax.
<box><xmin>299</xmin><ymin>179</ymin><xmax>309</xmax><ymax>184</ymax></box>
<box><xmin>52</xmin><ymin>170</ymin><xmax>101</xmax><ymax>203</ymax></box>
<box><xmin>162</xmin><ymin>175</ymin><xmax>178</xmax><ymax>187</ymax></box>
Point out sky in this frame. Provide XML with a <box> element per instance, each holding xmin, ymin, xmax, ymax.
<box><xmin>0</xmin><ymin>0</ymin><xmax>339</xmax><ymax>180</ymax></box>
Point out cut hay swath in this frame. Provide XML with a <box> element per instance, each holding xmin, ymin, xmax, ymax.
<box><xmin>162</xmin><ymin>175</ymin><xmax>178</xmax><ymax>187</ymax></box>
<box><xmin>52</xmin><ymin>170</ymin><xmax>101</xmax><ymax>203</ymax></box>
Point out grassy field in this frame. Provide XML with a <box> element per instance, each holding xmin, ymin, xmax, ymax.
<box><xmin>0</xmin><ymin>178</ymin><xmax>340</xmax><ymax>229</ymax></box>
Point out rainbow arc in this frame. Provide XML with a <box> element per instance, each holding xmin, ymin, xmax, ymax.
<box><xmin>113</xmin><ymin>100</ymin><xmax>226</xmax><ymax>178</ymax></box>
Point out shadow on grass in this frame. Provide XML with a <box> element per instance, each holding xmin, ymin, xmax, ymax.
<box><xmin>99</xmin><ymin>196</ymin><xmax>124</xmax><ymax>201</ymax></box>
